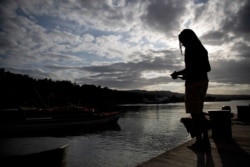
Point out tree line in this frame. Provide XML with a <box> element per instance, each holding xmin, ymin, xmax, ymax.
<box><xmin>0</xmin><ymin>69</ymin><xmax>151</xmax><ymax>109</ymax></box>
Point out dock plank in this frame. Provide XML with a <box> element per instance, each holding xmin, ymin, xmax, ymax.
<box><xmin>137</xmin><ymin>121</ymin><xmax>250</xmax><ymax>167</ymax></box>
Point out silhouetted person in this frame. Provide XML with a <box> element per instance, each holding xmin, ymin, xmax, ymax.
<box><xmin>171</xmin><ymin>29</ymin><xmax>211</xmax><ymax>151</ymax></box>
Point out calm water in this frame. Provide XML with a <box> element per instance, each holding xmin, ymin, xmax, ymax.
<box><xmin>66</xmin><ymin>100</ymin><xmax>250</xmax><ymax>167</ymax></box>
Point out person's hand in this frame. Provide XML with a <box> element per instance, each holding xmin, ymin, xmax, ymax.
<box><xmin>171</xmin><ymin>71</ymin><xmax>178</xmax><ymax>79</ymax></box>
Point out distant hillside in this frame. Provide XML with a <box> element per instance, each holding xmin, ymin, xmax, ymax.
<box><xmin>126</xmin><ymin>90</ymin><xmax>250</xmax><ymax>102</ymax></box>
<box><xmin>0</xmin><ymin>69</ymin><xmax>156</xmax><ymax>108</ymax></box>
<box><xmin>206</xmin><ymin>94</ymin><xmax>250</xmax><ymax>101</ymax></box>
<box><xmin>1</xmin><ymin>68</ymin><xmax>249</xmax><ymax>109</ymax></box>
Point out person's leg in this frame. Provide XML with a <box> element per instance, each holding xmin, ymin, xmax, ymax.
<box><xmin>189</xmin><ymin>113</ymin><xmax>211</xmax><ymax>150</ymax></box>
<box><xmin>186</xmin><ymin>81</ymin><xmax>211</xmax><ymax>150</ymax></box>
<box><xmin>191</xmin><ymin>113</ymin><xmax>203</xmax><ymax>143</ymax></box>
<box><xmin>199</xmin><ymin>81</ymin><xmax>211</xmax><ymax>150</ymax></box>
<box><xmin>200</xmin><ymin>113</ymin><xmax>211</xmax><ymax>149</ymax></box>
<box><xmin>185</xmin><ymin>82</ymin><xmax>203</xmax><ymax>149</ymax></box>
<box><xmin>188</xmin><ymin>113</ymin><xmax>203</xmax><ymax>150</ymax></box>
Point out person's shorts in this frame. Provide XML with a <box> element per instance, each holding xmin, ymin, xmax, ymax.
<box><xmin>185</xmin><ymin>81</ymin><xmax>208</xmax><ymax>114</ymax></box>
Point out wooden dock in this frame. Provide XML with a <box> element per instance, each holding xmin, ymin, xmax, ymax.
<box><xmin>137</xmin><ymin>120</ymin><xmax>250</xmax><ymax>167</ymax></box>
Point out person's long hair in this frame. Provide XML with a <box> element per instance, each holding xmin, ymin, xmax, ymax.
<box><xmin>178</xmin><ymin>29</ymin><xmax>204</xmax><ymax>56</ymax></box>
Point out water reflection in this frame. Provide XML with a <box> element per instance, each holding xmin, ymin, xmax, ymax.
<box><xmin>67</xmin><ymin>100</ymin><xmax>249</xmax><ymax>167</ymax></box>
<box><xmin>67</xmin><ymin>103</ymin><xmax>191</xmax><ymax>167</ymax></box>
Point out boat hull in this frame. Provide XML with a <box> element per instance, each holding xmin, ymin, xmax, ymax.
<box><xmin>0</xmin><ymin>110</ymin><xmax>120</xmax><ymax>137</ymax></box>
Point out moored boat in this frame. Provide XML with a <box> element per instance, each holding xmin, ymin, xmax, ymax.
<box><xmin>0</xmin><ymin>137</ymin><xmax>68</xmax><ymax>167</ymax></box>
<box><xmin>0</xmin><ymin>107</ymin><xmax>121</xmax><ymax>137</ymax></box>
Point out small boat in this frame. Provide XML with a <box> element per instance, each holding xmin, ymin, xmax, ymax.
<box><xmin>0</xmin><ymin>107</ymin><xmax>121</xmax><ymax>137</ymax></box>
<box><xmin>0</xmin><ymin>137</ymin><xmax>68</xmax><ymax>167</ymax></box>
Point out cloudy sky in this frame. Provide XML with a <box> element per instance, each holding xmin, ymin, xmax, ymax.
<box><xmin>1</xmin><ymin>0</ymin><xmax>250</xmax><ymax>95</ymax></box>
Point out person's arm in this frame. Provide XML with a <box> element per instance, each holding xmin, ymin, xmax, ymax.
<box><xmin>171</xmin><ymin>69</ymin><xmax>186</xmax><ymax>79</ymax></box>
<box><xmin>175</xmin><ymin>69</ymin><xmax>186</xmax><ymax>76</ymax></box>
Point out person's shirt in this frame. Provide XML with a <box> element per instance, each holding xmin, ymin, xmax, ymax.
<box><xmin>184</xmin><ymin>45</ymin><xmax>211</xmax><ymax>84</ymax></box>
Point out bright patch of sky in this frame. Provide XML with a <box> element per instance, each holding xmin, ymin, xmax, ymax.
<box><xmin>141</xmin><ymin>71</ymin><xmax>168</xmax><ymax>79</ymax></box>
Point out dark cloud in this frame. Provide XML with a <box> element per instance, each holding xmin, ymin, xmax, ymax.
<box><xmin>201</xmin><ymin>31</ymin><xmax>228</xmax><ymax>45</ymax></box>
<box><xmin>210</xmin><ymin>59</ymin><xmax>250</xmax><ymax>84</ymax></box>
<box><xmin>194</xmin><ymin>0</ymin><xmax>208</xmax><ymax>4</ymax></box>
<box><xmin>88</xmin><ymin>51</ymin><xmax>178</xmax><ymax>72</ymax></box>
<box><xmin>75</xmin><ymin>51</ymin><xmax>179</xmax><ymax>89</ymax></box>
<box><xmin>231</xmin><ymin>41</ymin><xmax>250</xmax><ymax>59</ymax></box>
<box><xmin>231</xmin><ymin>0</ymin><xmax>250</xmax><ymax>34</ymax></box>
<box><xmin>3</xmin><ymin>67</ymin><xmax>53</xmax><ymax>79</ymax></box>
<box><xmin>223</xmin><ymin>0</ymin><xmax>250</xmax><ymax>36</ymax></box>
<box><xmin>141</xmin><ymin>0</ymin><xmax>187</xmax><ymax>34</ymax></box>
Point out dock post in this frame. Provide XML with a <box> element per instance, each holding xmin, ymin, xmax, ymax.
<box><xmin>208</xmin><ymin>110</ymin><xmax>232</xmax><ymax>140</ymax></box>
<box><xmin>237</xmin><ymin>105</ymin><xmax>250</xmax><ymax>122</ymax></box>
